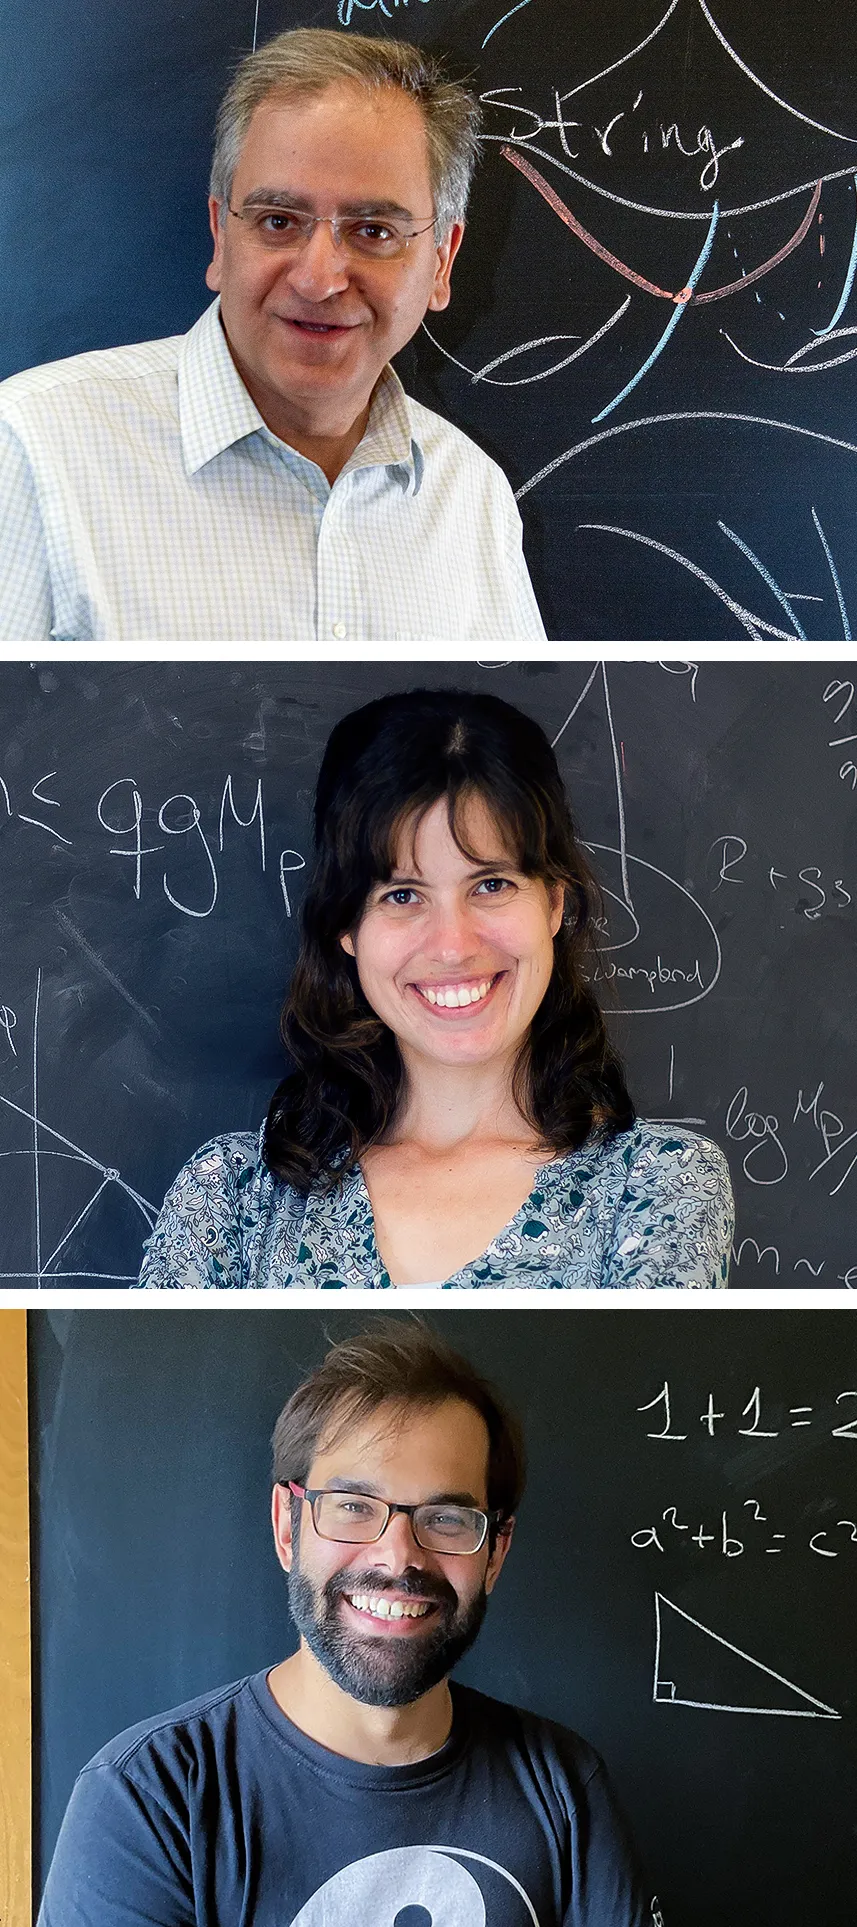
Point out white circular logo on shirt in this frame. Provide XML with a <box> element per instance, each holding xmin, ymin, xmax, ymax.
<box><xmin>289</xmin><ymin>1845</ymin><xmax>542</xmax><ymax>1925</ymax></box>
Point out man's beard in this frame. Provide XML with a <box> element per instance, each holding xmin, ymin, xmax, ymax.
<box><xmin>287</xmin><ymin>1552</ymin><xmax>488</xmax><ymax>1707</ymax></box>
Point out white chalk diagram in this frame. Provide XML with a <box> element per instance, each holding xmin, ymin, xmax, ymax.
<box><xmin>550</xmin><ymin>662</ymin><xmax>721</xmax><ymax>1023</ymax></box>
<box><xmin>653</xmin><ymin>1591</ymin><xmax>841</xmax><ymax>1718</ymax></box>
<box><xmin>426</xmin><ymin>0</ymin><xmax>857</xmax><ymax>638</ymax></box>
<box><xmin>0</xmin><ymin>969</ymin><xmax>157</xmax><ymax>1284</ymax></box>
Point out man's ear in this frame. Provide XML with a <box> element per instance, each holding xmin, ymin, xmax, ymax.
<box><xmin>206</xmin><ymin>197</ymin><xmax>226</xmax><ymax>292</ymax></box>
<box><xmin>426</xmin><ymin>220</ymin><xmax>465</xmax><ymax>313</ymax></box>
<box><xmin>271</xmin><ymin>1483</ymin><xmax>296</xmax><ymax>1574</ymax></box>
<box><xmin>485</xmin><ymin>1516</ymin><xmax>515</xmax><ymax>1595</ymax></box>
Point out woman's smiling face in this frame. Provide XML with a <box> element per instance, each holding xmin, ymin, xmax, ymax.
<box><xmin>339</xmin><ymin>793</ymin><xmax>565</xmax><ymax>1074</ymax></box>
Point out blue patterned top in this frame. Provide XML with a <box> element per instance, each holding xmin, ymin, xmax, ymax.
<box><xmin>137</xmin><ymin>1122</ymin><xmax>734</xmax><ymax>1289</ymax></box>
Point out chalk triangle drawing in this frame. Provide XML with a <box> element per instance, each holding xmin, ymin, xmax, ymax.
<box><xmin>653</xmin><ymin>1592</ymin><xmax>841</xmax><ymax>1718</ymax></box>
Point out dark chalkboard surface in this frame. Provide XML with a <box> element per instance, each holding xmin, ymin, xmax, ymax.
<box><xmin>29</xmin><ymin>1306</ymin><xmax>857</xmax><ymax>1924</ymax></box>
<box><xmin>1</xmin><ymin>657</ymin><xmax>855</xmax><ymax>1287</ymax></box>
<box><xmin>5</xmin><ymin>1</ymin><xmax>857</xmax><ymax>637</ymax></box>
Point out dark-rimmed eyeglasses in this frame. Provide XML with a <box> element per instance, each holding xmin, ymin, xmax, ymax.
<box><xmin>227</xmin><ymin>204</ymin><xmax>438</xmax><ymax>260</ymax></box>
<box><xmin>287</xmin><ymin>1482</ymin><xmax>498</xmax><ymax>1554</ymax></box>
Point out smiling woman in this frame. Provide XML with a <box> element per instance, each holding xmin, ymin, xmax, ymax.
<box><xmin>137</xmin><ymin>689</ymin><xmax>734</xmax><ymax>1290</ymax></box>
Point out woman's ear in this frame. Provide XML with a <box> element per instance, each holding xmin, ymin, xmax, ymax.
<box><xmin>549</xmin><ymin>883</ymin><xmax>565</xmax><ymax>937</ymax></box>
<box><xmin>339</xmin><ymin>931</ymin><xmax>355</xmax><ymax>957</ymax></box>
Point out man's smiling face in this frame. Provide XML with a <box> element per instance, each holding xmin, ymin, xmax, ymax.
<box><xmin>272</xmin><ymin>1398</ymin><xmax>511</xmax><ymax>1707</ymax></box>
<box><xmin>206</xmin><ymin>81</ymin><xmax>463</xmax><ymax>452</ymax></box>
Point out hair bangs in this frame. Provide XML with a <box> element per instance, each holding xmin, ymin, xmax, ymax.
<box><xmin>356</xmin><ymin>773</ymin><xmax>566</xmax><ymax>905</ymax></box>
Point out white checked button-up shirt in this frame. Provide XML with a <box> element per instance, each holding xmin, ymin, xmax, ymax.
<box><xmin>0</xmin><ymin>300</ymin><xmax>546</xmax><ymax>641</ymax></box>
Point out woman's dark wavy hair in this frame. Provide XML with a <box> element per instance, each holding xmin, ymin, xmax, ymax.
<box><xmin>264</xmin><ymin>688</ymin><xmax>634</xmax><ymax>1189</ymax></box>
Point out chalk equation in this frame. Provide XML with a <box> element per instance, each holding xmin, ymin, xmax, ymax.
<box><xmin>632</xmin><ymin>1503</ymin><xmax>857</xmax><ymax>1560</ymax></box>
<box><xmin>0</xmin><ymin>768</ymin><xmax>307</xmax><ymax>920</ymax></box>
<box><xmin>730</xmin><ymin>1238</ymin><xmax>857</xmax><ymax>1287</ymax></box>
<box><xmin>724</xmin><ymin>1078</ymin><xmax>857</xmax><ymax>1198</ymax></box>
<box><xmin>708</xmin><ymin>838</ymin><xmax>853</xmax><ymax>919</ymax></box>
<box><xmin>638</xmin><ymin>1380</ymin><xmax>857</xmax><ymax>1441</ymax></box>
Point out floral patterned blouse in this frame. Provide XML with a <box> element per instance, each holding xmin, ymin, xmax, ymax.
<box><xmin>137</xmin><ymin>1122</ymin><xmax>734</xmax><ymax>1290</ymax></box>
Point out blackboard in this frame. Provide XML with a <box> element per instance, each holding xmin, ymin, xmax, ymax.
<box><xmin>6</xmin><ymin>1</ymin><xmax>857</xmax><ymax>638</ymax></box>
<box><xmin>1</xmin><ymin>657</ymin><xmax>855</xmax><ymax>1288</ymax></box>
<box><xmin>29</xmin><ymin>1305</ymin><xmax>857</xmax><ymax>1925</ymax></box>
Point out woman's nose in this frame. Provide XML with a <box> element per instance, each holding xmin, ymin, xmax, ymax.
<box><xmin>426</xmin><ymin>898</ymin><xmax>479</xmax><ymax>958</ymax></box>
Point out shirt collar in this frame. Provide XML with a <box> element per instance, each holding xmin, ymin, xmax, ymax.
<box><xmin>178</xmin><ymin>298</ymin><xmax>422</xmax><ymax>491</ymax></box>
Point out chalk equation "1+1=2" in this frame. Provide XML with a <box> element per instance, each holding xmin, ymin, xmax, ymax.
<box><xmin>638</xmin><ymin>1381</ymin><xmax>857</xmax><ymax>1440</ymax></box>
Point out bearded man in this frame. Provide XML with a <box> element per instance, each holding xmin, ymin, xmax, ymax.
<box><xmin>38</xmin><ymin>1322</ymin><xmax>660</xmax><ymax>1926</ymax></box>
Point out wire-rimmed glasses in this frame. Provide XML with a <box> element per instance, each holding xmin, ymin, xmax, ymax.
<box><xmin>227</xmin><ymin>204</ymin><xmax>438</xmax><ymax>260</ymax></box>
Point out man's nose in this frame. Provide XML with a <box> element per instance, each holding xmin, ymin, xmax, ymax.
<box><xmin>284</xmin><ymin>222</ymin><xmax>351</xmax><ymax>299</ymax></box>
<box><xmin>375</xmin><ymin>1510</ymin><xmax>429</xmax><ymax>1568</ymax></box>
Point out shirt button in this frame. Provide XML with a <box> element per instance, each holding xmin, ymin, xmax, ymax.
<box><xmin>332</xmin><ymin>621</ymin><xmax>347</xmax><ymax>640</ymax></box>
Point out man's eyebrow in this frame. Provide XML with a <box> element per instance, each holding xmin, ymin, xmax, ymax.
<box><xmin>237</xmin><ymin>189</ymin><xmax>417</xmax><ymax>220</ymax></box>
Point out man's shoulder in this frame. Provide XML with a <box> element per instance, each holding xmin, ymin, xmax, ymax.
<box><xmin>0</xmin><ymin>333</ymin><xmax>185</xmax><ymax>416</ymax></box>
<box><xmin>80</xmin><ymin>1673</ymin><xmax>259</xmax><ymax>1780</ymax></box>
<box><xmin>455</xmin><ymin>1683</ymin><xmax>603</xmax><ymax>1783</ymax></box>
<box><xmin>404</xmin><ymin>391</ymin><xmax>519</xmax><ymax>497</ymax></box>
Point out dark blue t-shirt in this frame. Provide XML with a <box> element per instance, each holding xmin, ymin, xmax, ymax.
<box><xmin>39</xmin><ymin>1675</ymin><xmax>662</xmax><ymax>1926</ymax></box>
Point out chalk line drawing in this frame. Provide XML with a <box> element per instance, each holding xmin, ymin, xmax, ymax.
<box><xmin>0</xmin><ymin>970</ymin><xmax>157</xmax><ymax>1284</ymax></box>
<box><xmin>653</xmin><ymin>1592</ymin><xmax>841</xmax><ymax>1717</ymax></box>
<box><xmin>717</xmin><ymin>521</ymin><xmax>808</xmax><ymax>639</ymax></box>
<box><xmin>547</xmin><ymin>666</ymin><xmax>722</xmax><ymax>1011</ymax></box>
<box><xmin>482</xmin><ymin>0</ymin><xmax>532</xmax><ymax>50</ymax></box>
<box><xmin>422</xmin><ymin>298</ymin><xmax>630</xmax><ymax>387</ymax></box>
<box><xmin>518</xmin><ymin>409</ymin><xmax>857</xmax><ymax>498</ymax></box>
<box><xmin>697</xmin><ymin>0</ymin><xmax>857</xmax><ymax>148</ymax></box>
<box><xmin>501</xmin><ymin>148</ymin><xmax>821</xmax><ymax>304</ymax></box>
<box><xmin>721</xmin><ymin>320</ymin><xmax>857</xmax><ymax>373</ymax></box>
<box><xmin>509</xmin><ymin>411</ymin><xmax>857</xmax><ymax>643</ymax></box>
<box><xmin>593</xmin><ymin>202</ymin><xmax>720</xmax><ymax>418</ymax></box>
<box><xmin>813</xmin><ymin>508</ymin><xmax>853</xmax><ymax>639</ymax></box>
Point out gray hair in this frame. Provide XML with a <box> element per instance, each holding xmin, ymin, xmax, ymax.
<box><xmin>209</xmin><ymin>28</ymin><xmax>481</xmax><ymax>240</ymax></box>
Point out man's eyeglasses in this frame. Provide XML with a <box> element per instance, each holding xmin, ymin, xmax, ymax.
<box><xmin>287</xmin><ymin>1482</ymin><xmax>498</xmax><ymax>1554</ymax></box>
<box><xmin>227</xmin><ymin>204</ymin><xmax>438</xmax><ymax>261</ymax></box>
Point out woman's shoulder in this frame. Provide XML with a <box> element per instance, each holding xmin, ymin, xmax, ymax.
<box><xmin>591</xmin><ymin>1120</ymin><xmax>733</xmax><ymax>1287</ymax></box>
<box><xmin>544</xmin><ymin>1120</ymin><xmax>731</xmax><ymax>1195</ymax></box>
<box><xmin>598</xmin><ymin>1119</ymin><xmax>732</xmax><ymax>1184</ymax></box>
<box><xmin>136</xmin><ymin>1127</ymin><xmax>299</xmax><ymax>1290</ymax></box>
<box><xmin>166</xmin><ymin>1127</ymin><xmax>267</xmax><ymax>1194</ymax></box>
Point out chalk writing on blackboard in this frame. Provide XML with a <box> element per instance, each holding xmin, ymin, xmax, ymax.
<box><xmin>708</xmin><ymin>837</ymin><xmax>854</xmax><ymax>918</ymax></box>
<box><xmin>638</xmin><ymin>1379</ymin><xmax>857</xmax><ymax>1441</ymax></box>
<box><xmin>632</xmin><ymin>1502</ymin><xmax>857</xmax><ymax>1560</ymax></box>
<box><xmin>652</xmin><ymin>1592</ymin><xmax>841</xmax><ymax>1717</ymax></box>
<box><xmin>419</xmin><ymin>2</ymin><xmax>857</xmax><ymax>637</ymax></box>
<box><xmin>725</xmin><ymin>1080</ymin><xmax>857</xmax><ymax>1197</ymax></box>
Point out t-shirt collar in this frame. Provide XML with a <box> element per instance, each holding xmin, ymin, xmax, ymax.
<box><xmin>178</xmin><ymin>297</ymin><xmax>421</xmax><ymax>492</ymax></box>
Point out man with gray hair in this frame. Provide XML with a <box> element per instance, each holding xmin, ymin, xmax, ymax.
<box><xmin>0</xmin><ymin>30</ymin><xmax>546</xmax><ymax>641</ymax></box>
